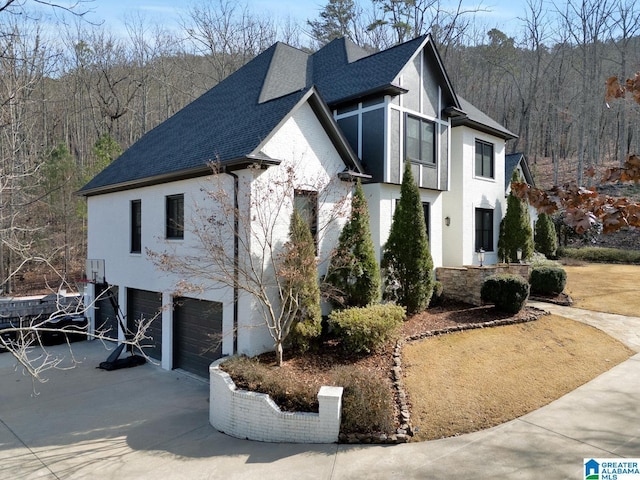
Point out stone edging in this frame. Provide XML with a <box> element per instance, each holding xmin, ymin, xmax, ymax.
<box><xmin>341</xmin><ymin>306</ymin><xmax>548</xmax><ymax>445</ymax></box>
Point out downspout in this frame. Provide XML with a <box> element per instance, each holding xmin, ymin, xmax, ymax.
<box><xmin>225</xmin><ymin>170</ymin><xmax>239</xmax><ymax>355</ymax></box>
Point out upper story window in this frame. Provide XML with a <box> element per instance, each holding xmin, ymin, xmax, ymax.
<box><xmin>294</xmin><ymin>189</ymin><xmax>318</xmax><ymax>248</ymax></box>
<box><xmin>475</xmin><ymin>208</ymin><xmax>494</xmax><ymax>252</ymax></box>
<box><xmin>406</xmin><ymin>114</ymin><xmax>435</xmax><ymax>164</ymax></box>
<box><xmin>475</xmin><ymin>140</ymin><xmax>494</xmax><ymax>178</ymax></box>
<box><xmin>131</xmin><ymin>199</ymin><xmax>141</xmax><ymax>253</ymax></box>
<box><xmin>166</xmin><ymin>194</ymin><xmax>184</xmax><ymax>239</ymax></box>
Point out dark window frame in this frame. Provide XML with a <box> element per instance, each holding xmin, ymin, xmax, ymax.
<box><xmin>405</xmin><ymin>114</ymin><xmax>435</xmax><ymax>164</ymax></box>
<box><xmin>475</xmin><ymin>208</ymin><xmax>494</xmax><ymax>252</ymax></box>
<box><xmin>475</xmin><ymin>140</ymin><xmax>494</xmax><ymax>178</ymax></box>
<box><xmin>131</xmin><ymin>199</ymin><xmax>142</xmax><ymax>253</ymax></box>
<box><xmin>166</xmin><ymin>194</ymin><xmax>184</xmax><ymax>240</ymax></box>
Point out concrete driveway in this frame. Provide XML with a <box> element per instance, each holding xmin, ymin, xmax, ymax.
<box><xmin>1</xmin><ymin>317</ymin><xmax>639</xmax><ymax>479</ymax></box>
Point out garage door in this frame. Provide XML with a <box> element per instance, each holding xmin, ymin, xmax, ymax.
<box><xmin>127</xmin><ymin>288</ymin><xmax>162</xmax><ymax>361</ymax></box>
<box><xmin>94</xmin><ymin>284</ymin><xmax>119</xmax><ymax>340</ymax></box>
<box><xmin>173</xmin><ymin>297</ymin><xmax>223</xmax><ymax>378</ymax></box>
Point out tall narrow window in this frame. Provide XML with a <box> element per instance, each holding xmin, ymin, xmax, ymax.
<box><xmin>406</xmin><ymin>114</ymin><xmax>435</xmax><ymax>164</ymax></box>
<box><xmin>166</xmin><ymin>194</ymin><xmax>184</xmax><ymax>239</ymax></box>
<box><xmin>294</xmin><ymin>189</ymin><xmax>318</xmax><ymax>247</ymax></box>
<box><xmin>422</xmin><ymin>202</ymin><xmax>430</xmax><ymax>240</ymax></box>
<box><xmin>475</xmin><ymin>208</ymin><xmax>494</xmax><ymax>251</ymax></box>
<box><xmin>131</xmin><ymin>200</ymin><xmax>141</xmax><ymax>253</ymax></box>
<box><xmin>475</xmin><ymin>140</ymin><xmax>494</xmax><ymax>178</ymax></box>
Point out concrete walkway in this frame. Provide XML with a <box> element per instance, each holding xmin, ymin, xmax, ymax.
<box><xmin>0</xmin><ymin>304</ymin><xmax>639</xmax><ymax>479</ymax></box>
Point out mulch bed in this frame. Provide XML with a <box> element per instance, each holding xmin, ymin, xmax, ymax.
<box><xmin>248</xmin><ymin>301</ymin><xmax>546</xmax><ymax>407</ymax></box>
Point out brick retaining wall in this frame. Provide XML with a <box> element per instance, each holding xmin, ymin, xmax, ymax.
<box><xmin>209</xmin><ymin>358</ymin><xmax>343</xmax><ymax>443</ymax></box>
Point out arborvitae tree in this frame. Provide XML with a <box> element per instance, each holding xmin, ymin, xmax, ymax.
<box><xmin>325</xmin><ymin>179</ymin><xmax>380</xmax><ymax>307</ymax></box>
<box><xmin>381</xmin><ymin>162</ymin><xmax>433</xmax><ymax>314</ymax></box>
<box><xmin>284</xmin><ymin>208</ymin><xmax>322</xmax><ymax>352</ymax></box>
<box><xmin>534</xmin><ymin>213</ymin><xmax>558</xmax><ymax>258</ymax></box>
<box><xmin>499</xmin><ymin>171</ymin><xmax>534</xmax><ymax>262</ymax></box>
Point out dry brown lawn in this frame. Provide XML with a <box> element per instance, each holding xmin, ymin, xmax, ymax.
<box><xmin>564</xmin><ymin>264</ymin><xmax>640</xmax><ymax>317</ymax></box>
<box><xmin>404</xmin><ymin>315</ymin><xmax>634</xmax><ymax>441</ymax></box>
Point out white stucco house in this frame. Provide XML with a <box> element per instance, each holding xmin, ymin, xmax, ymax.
<box><xmin>79</xmin><ymin>35</ymin><xmax>517</xmax><ymax>377</ymax></box>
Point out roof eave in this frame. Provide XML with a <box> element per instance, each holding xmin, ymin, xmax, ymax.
<box><xmin>328</xmin><ymin>84</ymin><xmax>407</xmax><ymax>107</ymax></box>
<box><xmin>452</xmin><ymin>118</ymin><xmax>518</xmax><ymax>141</ymax></box>
<box><xmin>77</xmin><ymin>157</ymin><xmax>282</xmax><ymax>197</ymax></box>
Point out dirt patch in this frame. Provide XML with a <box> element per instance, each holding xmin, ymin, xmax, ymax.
<box><xmin>403</xmin><ymin>315</ymin><xmax>634</xmax><ymax>441</ymax></box>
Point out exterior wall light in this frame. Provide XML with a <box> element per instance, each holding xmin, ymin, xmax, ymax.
<box><xmin>445</xmin><ymin>216</ymin><xmax>450</xmax><ymax>226</ymax></box>
<box><xmin>517</xmin><ymin>248</ymin><xmax>523</xmax><ymax>263</ymax></box>
<box><xmin>477</xmin><ymin>248</ymin><xmax>485</xmax><ymax>267</ymax></box>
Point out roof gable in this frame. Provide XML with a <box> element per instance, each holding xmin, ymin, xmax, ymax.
<box><xmin>505</xmin><ymin>152</ymin><xmax>535</xmax><ymax>189</ymax></box>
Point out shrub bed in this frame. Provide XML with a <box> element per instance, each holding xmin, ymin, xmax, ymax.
<box><xmin>328</xmin><ymin>303</ymin><xmax>406</xmax><ymax>354</ymax></box>
<box><xmin>530</xmin><ymin>266</ymin><xmax>567</xmax><ymax>295</ymax></box>
<box><xmin>220</xmin><ymin>357</ymin><xmax>396</xmax><ymax>435</ymax></box>
<box><xmin>481</xmin><ymin>274</ymin><xmax>529</xmax><ymax>314</ymax></box>
<box><xmin>559</xmin><ymin>246</ymin><xmax>640</xmax><ymax>264</ymax></box>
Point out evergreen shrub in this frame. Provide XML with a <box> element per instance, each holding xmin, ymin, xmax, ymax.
<box><xmin>381</xmin><ymin>162</ymin><xmax>434</xmax><ymax>314</ymax></box>
<box><xmin>328</xmin><ymin>304</ymin><xmax>406</xmax><ymax>354</ymax></box>
<box><xmin>480</xmin><ymin>274</ymin><xmax>529</xmax><ymax>314</ymax></box>
<box><xmin>529</xmin><ymin>266</ymin><xmax>567</xmax><ymax>295</ymax></box>
<box><xmin>429</xmin><ymin>280</ymin><xmax>444</xmax><ymax>307</ymax></box>
<box><xmin>534</xmin><ymin>213</ymin><xmax>558</xmax><ymax>258</ymax></box>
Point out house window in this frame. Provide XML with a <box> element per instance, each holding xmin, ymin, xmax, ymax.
<box><xmin>422</xmin><ymin>202</ymin><xmax>430</xmax><ymax>240</ymax></box>
<box><xmin>131</xmin><ymin>200</ymin><xmax>141</xmax><ymax>253</ymax></box>
<box><xmin>166</xmin><ymin>194</ymin><xmax>184</xmax><ymax>239</ymax></box>
<box><xmin>394</xmin><ymin>200</ymin><xmax>430</xmax><ymax>241</ymax></box>
<box><xmin>475</xmin><ymin>140</ymin><xmax>494</xmax><ymax>178</ymax></box>
<box><xmin>475</xmin><ymin>208</ymin><xmax>494</xmax><ymax>252</ymax></box>
<box><xmin>406</xmin><ymin>115</ymin><xmax>435</xmax><ymax>164</ymax></box>
<box><xmin>294</xmin><ymin>190</ymin><xmax>318</xmax><ymax>246</ymax></box>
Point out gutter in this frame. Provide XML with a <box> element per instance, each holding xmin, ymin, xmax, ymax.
<box><xmin>226</xmin><ymin>169</ymin><xmax>240</xmax><ymax>355</ymax></box>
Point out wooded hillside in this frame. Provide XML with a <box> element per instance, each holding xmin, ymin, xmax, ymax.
<box><xmin>1</xmin><ymin>0</ymin><xmax>638</xmax><ymax>294</ymax></box>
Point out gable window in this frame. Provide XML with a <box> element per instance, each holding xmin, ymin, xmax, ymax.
<box><xmin>131</xmin><ymin>200</ymin><xmax>142</xmax><ymax>253</ymax></box>
<box><xmin>406</xmin><ymin>115</ymin><xmax>435</xmax><ymax>164</ymax></box>
<box><xmin>475</xmin><ymin>140</ymin><xmax>494</xmax><ymax>178</ymax></box>
<box><xmin>294</xmin><ymin>189</ymin><xmax>318</xmax><ymax>248</ymax></box>
<box><xmin>166</xmin><ymin>194</ymin><xmax>184</xmax><ymax>239</ymax></box>
<box><xmin>475</xmin><ymin>208</ymin><xmax>494</xmax><ymax>252</ymax></box>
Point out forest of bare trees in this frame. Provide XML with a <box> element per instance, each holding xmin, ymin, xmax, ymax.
<box><xmin>1</xmin><ymin>0</ymin><xmax>639</xmax><ymax>294</ymax></box>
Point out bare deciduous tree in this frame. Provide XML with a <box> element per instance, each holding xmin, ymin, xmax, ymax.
<box><xmin>149</xmin><ymin>162</ymin><xmax>350</xmax><ymax>366</ymax></box>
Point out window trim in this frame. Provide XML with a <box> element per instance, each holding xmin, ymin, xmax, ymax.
<box><xmin>405</xmin><ymin>114</ymin><xmax>435</xmax><ymax>165</ymax></box>
<box><xmin>475</xmin><ymin>208</ymin><xmax>494</xmax><ymax>252</ymax></box>
<box><xmin>165</xmin><ymin>194</ymin><xmax>184</xmax><ymax>240</ymax></box>
<box><xmin>130</xmin><ymin>199</ymin><xmax>142</xmax><ymax>254</ymax></box>
<box><xmin>475</xmin><ymin>139</ymin><xmax>494</xmax><ymax>179</ymax></box>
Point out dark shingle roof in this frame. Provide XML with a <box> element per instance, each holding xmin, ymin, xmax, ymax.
<box><xmin>454</xmin><ymin>97</ymin><xmax>517</xmax><ymax>140</ymax></box>
<box><xmin>80</xmin><ymin>43</ymin><xmax>312</xmax><ymax>195</ymax></box>
<box><xmin>80</xmin><ymin>35</ymin><xmax>515</xmax><ymax>195</ymax></box>
<box><xmin>505</xmin><ymin>152</ymin><xmax>534</xmax><ymax>189</ymax></box>
<box><xmin>312</xmin><ymin>36</ymin><xmax>428</xmax><ymax>105</ymax></box>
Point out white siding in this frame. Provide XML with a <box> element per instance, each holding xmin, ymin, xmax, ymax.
<box><xmin>86</xmin><ymin>100</ymin><xmax>351</xmax><ymax>365</ymax></box>
<box><xmin>443</xmin><ymin>126</ymin><xmax>507</xmax><ymax>266</ymax></box>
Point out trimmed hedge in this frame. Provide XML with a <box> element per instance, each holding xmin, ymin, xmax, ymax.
<box><xmin>530</xmin><ymin>266</ymin><xmax>567</xmax><ymax>295</ymax></box>
<box><xmin>481</xmin><ymin>274</ymin><xmax>530</xmax><ymax>314</ymax></box>
<box><xmin>328</xmin><ymin>304</ymin><xmax>406</xmax><ymax>354</ymax></box>
<box><xmin>559</xmin><ymin>246</ymin><xmax>640</xmax><ymax>264</ymax></box>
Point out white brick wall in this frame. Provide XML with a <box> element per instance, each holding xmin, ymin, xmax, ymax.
<box><xmin>209</xmin><ymin>359</ymin><xmax>343</xmax><ymax>443</ymax></box>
